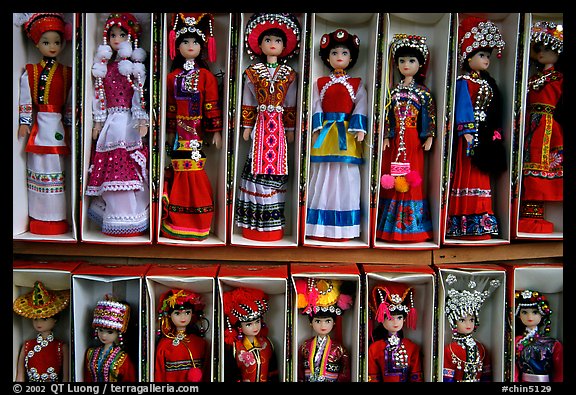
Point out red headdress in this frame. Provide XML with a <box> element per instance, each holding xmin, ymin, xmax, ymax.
<box><xmin>168</xmin><ymin>13</ymin><xmax>216</xmax><ymax>62</ymax></box>
<box><xmin>458</xmin><ymin>16</ymin><xmax>505</xmax><ymax>65</ymax></box>
<box><xmin>244</xmin><ymin>13</ymin><xmax>301</xmax><ymax>60</ymax></box>
<box><xmin>14</xmin><ymin>13</ymin><xmax>71</xmax><ymax>45</ymax></box>
<box><xmin>157</xmin><ymin>288</ymin><xmax>206</xmax><ymax>337</ymax></box>
<box><xmin>222</xmin><ymin>286</ymin><xmax>269</xmax><ymax>345</ymax></box>
<box><xmin>370</xmin><ymin>282</ymin><xmax>417</xmax><ymax>330</ymax></box>
<box><xmin>531</xmin><ymin>21</ymin><xmax>563</xmax><ymax>54</ymax></box>
<box><xmin>318</xmin><ymin>28</ymin><xmax>360</xmax><ymax>69</ymax></box>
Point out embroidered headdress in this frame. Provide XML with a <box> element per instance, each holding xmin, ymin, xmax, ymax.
<box><xmin>370</xmin><ymin>282</ymin><xmax>417</xmax><ymax>330</ymax></box>
<box><xmin>244</xmin><ymin>13</ymin><xmax>301</xmax><ymax>60</ymax></box>
<box><xmin>319</xmin><ymin>28</ymin><xmax>360</xmax><ymax>70</ymax></box>
<box><xmin>531</xmin><ymin>21</ymin><xmax>563</xmax><ymax>54</ymax></box>
<box><xmin>444</xmin><ymin>272</ymin><xmax>501</xmax><ymax>329</ymax></box>
<box><xmin>157</xmin><ymin>288</ymin><xmax>207</xmax><ymax>337</ymax></box>
<box><xmin>515</xmin><ymin>289</ymin><xmax>553</xmax><ymax>334</ymax></box>
<box><xmin>168</xmin><ymin>13</ymin><xmax>216</xmax><ymax>62</ymax></box>
<box><xmin>222</xmin><ymin>286</ymin><xmax>270</xmax><ymax>344</ymax></box>
<box><xmin>13</xmin><ymin>281</ymin><xmax>70</xmax><ymax>319</ymax></box>
<box><xmin>14</xmin><ymin>13</ymin><xmax>71</xmax><ymax>45</ymax></box>
<box><xmin>92</xmin><ymin>295</ymin><xmax>131</xmax><ymax>333</ymax></box>
<box><xmin>458</xmin><ymin>16</ymin><xmax>505</xmax><ymax>65</ymax></box>
<box><xmin>295</xmin><ymin>278</ymin><xmax>353</xmax><ymax>317</ymax></box>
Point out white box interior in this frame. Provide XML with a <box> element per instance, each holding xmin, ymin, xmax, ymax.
<box><xmin>229</xmin><ymin>13</ymin><xmax>307</xmax><ymax>247</ymax></box>
<box><xmin>80</xmin><ymin>13</ymin><xmax>154</xmax><ymax>244</ymax></box>
<box><xmin>71</xmin><ymin>274</ymin><xmax>144</xmax><ymax>381</ymax></box>
<box><xmin>301</xmin><ymin>13</ymin><xmax>378</xmax><ymax>248</ymax></box>
<box><xmin>145</xmin><ymin>275</ymin><xmax>217</xmax><ymax>381</ymax></box>
<box><xmin>13</xmin><ymin>13</ymin><xmax>78</xmax><ymax>242</ymax></box>
<box><xmin>437</xmin><ymin>267</ymin><xmax>506</xmax><ymax>381</ymax></box>
<box><xmin>291</xmin><ymin>271</ymin><xmax>361</xmax><ymax>382</ymax></box>
<box><xmin>155</xmin><ymin>13</ymin><xmax>232</xmax><ymax>247</ymax></box>
<box><xmin>373</xmin><ymin>13</ymin><xmax>451</xmax><ymax>250</ymax></box>
<box><xmin>364</xmin><ymin>271</ymin><xmax>436</xmax><ymax>382</ymax></box>
<box><xmin>217</xmin><ymin>276</ymin><xmax>288</xmax><ymax>381</ymax></box>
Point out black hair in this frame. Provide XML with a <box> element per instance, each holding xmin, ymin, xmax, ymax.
<box><xmin>171</xmin><ymin>31</ymin><xmax>209</xmax><ymax>72</ymax></box>
<box><xmin>308</xmin><ymin>310</ymin><xmax>338</xmax><ymax>323</ymax></box>
<box><xmin>394</xmin><ymin>46</ymin><xmax>426</xmax><ymax>84</ymax></box>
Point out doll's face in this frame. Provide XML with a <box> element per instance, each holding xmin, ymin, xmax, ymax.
<box><xmin>311</xmin><ymin>316</ymin><xmax>335</xmax><ymax>336</ymax></box>
<box><xmin>179</xmin><ymin>37</ymin><xmax>202</xmax><ymax>60</ymax></box>
<box><xmin>32</xmin><ymin>317</ymin><xmax>57</xmax><ymax>333</ymax></box>
<box><xmin>108</xmin><ymin>25</ymin><xmax>129</xmax><ymax>51</ymax></box>
<box><xmin>455</xmin><ymin>314</ymin><xmax>476</xmax><ymax>335</ymax></box>
<box><xmin>36</xmin><ymin>31</ymin><xmax>64</xmax><ymax>58</ymax></box>
<box><xmin>519</xmin><ymin>307</ymin><xmax>542</xmax><ymax>329</ymax></box>
<box><xmin>259</xmin><ymin>35</ymin><xmax>285</xmax><ymax>57</ymax></box>
<box><xmin>328</xmin><ymin>46</ymin><xmax>351</xmax><ymax>70</ymax></box>
<box><xmin>383</xmin><ymin>313</ymin><xmax>405</xmax><ymax>334</ymax></box>
<box><xmin>240</xmin><ymin>318</ymin><xmax>262</xmax><ymax>337</ymax></box>
<box><xmin>531</xmin><ymin>44</ymin><xmax>559</xmax><ymax>66</ymax></box>
<box><xmin>96</xmin><ymin>327</ymin><xmax>119</xmax><ymax>345</ymax></box>
<box><xmin>397</xmin><ymin>56</ymin><xmax>420</xmax><ymax>78</ymax></box>
<box><xmin>468</xmin><ymin>50</ymin><xmax>491</xmax><ymax>72</ymax></box>
<box><xmin>170</xmin><ymin>308</ymin><xmax>193</xmax><ymax>330</ymax></box>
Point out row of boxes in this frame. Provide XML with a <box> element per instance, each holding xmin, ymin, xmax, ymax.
<box><xmin>13</xmin><ymin>12</ymin><xmax>563</xmax><ymax>249</ymax></box>
<box><xmin>13</xmin><ymin>259</ymin><xmax>563</xmax><ymax>382</ymax></box>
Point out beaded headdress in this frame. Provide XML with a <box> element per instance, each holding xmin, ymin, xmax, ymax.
<box><xmin>14</xmin><ymin>13</ymin><xmax>71</xmax><ymax>45</ymax></box>
<box><xmin>531</xmin><ymin>21</ymin><xmax>563</xmax><ymax>54</ymax></box>
<box><xmin>92</xmin><ymin>295</ymin><xmax>131</xmax><ymax>333</ymax></box>
<box><xmin>13</xmin><ymin>281</ymin><xmax>70</xmax><ymax>319</ymax></box>
<box><xmin>244</xmin><ymin>13</ymin><xmax>301</xmax><ymax>60</ymax></box>
<box><xmin>444</xmin><ymin>272</ymin><xmax>501</xmax><ymax>329</ymax></box>
<box><xmin>295</xmin><ymin>278</ymin><xmax>353</xmax><ymax>317</ymax></box>
<box><xmin>157</xmin><ymin>289</ymin><xmax>207</xmax><ymax>337</ymax></box>
<box><xmin>318</xmin><ymin>28</ymin><xmax>360</xmax><ymax>70</ymax></box>
<box><xmin>370</xmin><ymin>282</ymin><xmax>417</xmax><ymax>330</ymax></box>
<box><xmin>168</xmin><ymin>13</ymin><xmax>216</xmax><ymax>62</ymax></box>
<box><xmin>222</xmin><ymin>286</ymin><xmax>270</xmax><ymax>344</ymax></box>
<box><xmin>458</xmin><ymin>16</ymin><xmax>505</xmax><ymax>65</ymax></box>
<box><xmin>515</xmin><ymin>289</ymin><xmax>553</xmax><ymax>334</ymax></box>
<box><xmin>390</xmin><ymin>33</ymin><xmax>429</xmax><ymax>65</ymax></box>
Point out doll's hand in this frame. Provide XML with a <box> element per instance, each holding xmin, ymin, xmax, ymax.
<box><xmin>243</xmin><ymin>128</ymin><xmax>251</xmax><ymax>141</ymax></box>
<box><xmin>139</xmin><ymin>124</ymin><xmax>149</xmax><ymax>138</ymax></box>
<box><xmin>212</xmin><ymin>132</ymin><xmax>222</xmax><ymax>150</ymax></box>
<box><xmin>18</xmin><ymin>124</ymin><xmax>30</xmax><ymax>139</ymax></box>
<box><xmin>422</xmin><ymin>136</ymin><xmax>433</xmax><ymax>151</ymax></box>
<box><xmin>356</xmin><ymin>132</ymin><xmax>366</xmax><ymax>142</ymax></box>
<box><xmin>92</xmin><ymin>122</ymin><xmax>103</xmax><ymax>140</ymax></box>
<box><xmin>382</xmin><ymin>138</ymin><xmax>390</xmax><ymax>151</ymax></box>
<box><xmin>311</xmin><ymin>131</ymin><xmax>319</xmax><ymax>147</ymax></box>
<box><xmin>286</xmin><ymin>131</ymin><xmax>295</xmax><ymax>143</ymax></box>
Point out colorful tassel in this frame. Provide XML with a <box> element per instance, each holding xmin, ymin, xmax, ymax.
<box><xmin>381</xmin><ymin>174</ymin><xmax>395</xmax><ymax>189</ymax></box>
<box><xmin>187</xmin><ymin>367</ymin><xmax>203</xmax><ymax>382</ymax></box>
<box><xmin>405</xmin><ymin>170</ymin><xmax>422</xmax><ymax>187</ymax></box>
<box><xmin>394</xmin><ymin>176</ymin><xmax>409</xmax><ymax>193</ymax></box>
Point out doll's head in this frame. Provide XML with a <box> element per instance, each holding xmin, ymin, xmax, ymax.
<box><xmin>244</xmin><ymin>13</ymin><xmax>301</xmax><ymax>61</ymax></box>
<box><xmin>390</xmin><ymin>34</ymin><xmax>429</xmax><ymax>83</ymax></box>
<box><xmin>157</xmin><ymin>289</ymin><xmax>208</xmax><ymax>338</ymax></box>
<box><xmin>370</xmin><ymin>282</ymin><xmax>416</xmax><ymax>340</ymax></box>
<box><xmin>169</xmin><ymin>13</ymin><xmax>216</xmax><ymax>66</ymax></box>
<box><xmin>92</xmin><ymin>296</ymin><xmax>130</xmax><ymax>346</ymax></box>
<box><xmin>13</xmin><ymin>281</ymin><xmax>70</xmax><ymax>331</ymax></box>
<box><xmin>14</xmin><ymin>13</ymin><xmax>70</xmax><ymax>48</ymax></box>
<box><xmin>530</xmin><ymin>21</ymin><xmax>564</xmax><ymax>71</ymax></box>
<box><xmin>308</xmin><ymin>310</ymin><xmax>338</xmax><ymax>336</ymax></box>
<box><xmin>222</xmin><ymin>287</ymin><xmax>270</xmax><ymax>345</ymax></box>
<box><xmin>319</xmin><ymin>29</ymin><xmax>360</xmax><ymax>71</ymax></box>
<box><xmin>458</xmin><ymin>16</ymin><xmax>505</xmax><ymax>70</ymax></box>
<box><xmin>515</xmin><ymin>289</ymin><xmax>553</xmax><ymax>336</ymax></box>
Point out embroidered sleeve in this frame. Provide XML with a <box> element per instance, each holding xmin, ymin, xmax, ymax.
<box><xmin>348</xmin><ymin>79</ymin><xmax>368</xmax><ymax>135</ymax></box>
<box><xmin>241</xmin><ymin>73</ymin><xmax>257</xmax><ymax>129</ymax></box>
<box><xmin>202</xmin><ymin>69</ymin><xmax>223</xmax><ymax>133</ymax></box>
<box><xmin>455</xmin><ymin>78</ymin><xmax>477</xmax><ymax>137</ymax></box>
<box><xmin>419</xmin><ymin>87</ymin><xmax>437</xmax><ymax>139</ymax></box>
<box><xmin>19</xmin><ymin>70</ymin><xmax>33</xmax><ymax>125</ymax></box>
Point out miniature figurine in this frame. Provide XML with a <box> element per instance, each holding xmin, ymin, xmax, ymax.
<box><xmin>295</xmin><ymin>277</ymin><xmax>353</xmax><ymax>381</ymax></box>
<box><xmin>367</xmin><ymin>282</ymin><xmax>423</xmax><ymax>382</ymax></box>
<box><xmin>518</xmin><ymin>21</ymin><xmax>564</xmax><ymax>233</ymax></box>
<box><xmin>154</xmin><ymin>289</ymin><xmax>210</xmax><ymax>382</ymax></box>
<box><xmin>85</xmin><ymin>13</ymin><xmax>150</xmax><ymax>237</ymax></box>
<box><xmin>514</xmin><ymin>289</ymin><xmax>563</xmax><ymax>382</ymax></box>
<box><xmin>305</xmin><ymin>28</ymin><xmax>367</xmax><ymax>241</ymax></box>
<box><xmin>446</xmin><ymin>16</ymin><xmax>507</xmax><ymax>240</ymax></box>
<box><xmin>13</xmin><ymin>281</ymin><xmax>70</xmax><ymax>382</ymax></box>
<box><xmin>235</xmin><ymin>13</ymin><xmax>301</xmax><ymax>242</ymax></box>
<box><xmin>84</xmin><ymin>296</ymin><xmax>136</xmax><ymax>382</ymax></box>
<box><xmin>377</xmin><ymin>34</ymin><xmax>436</xmax><ymax>242</ymax></box>
<box><xmin>222</xmin><ymin>286</ymin><xmax>278</xmax><ymax>382</ymax></box>
<box><xmin>161</xmin><ymin>13</ymin><xmax>224</xmax><ymax>241</ymax></box>
<box><xmin>443</xmin><ymin>272</ymin><xmax>501</xmax><ymax>382</ymax></box>
<box><xmin>14</xmin><ymin>13</ymin><xmax>72</xmax><ymax>235</ymax></box>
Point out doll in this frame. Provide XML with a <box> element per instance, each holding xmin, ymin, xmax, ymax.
<box><xmin>446</xmin><ymin>16</ymin><xmax>507</xmax><ymax>240</ymax></box>
<box><xmin>235</xmin><ymin>13</ymin><xmax>301</xmax><ymax>242</ymax></box>
<box><xmin>14</xmin><ymin>13</ymin><xmax>72</xmax><ymax>235</ymax></box>
<box><xmin>13</xmin><ymin>281</ymin><xmax>70</xmax><ymax>382</ymax></box>
<box><xmin>367</xmin><ymin>283</ymin><xmax>423</xmax><ymax>382</ymax></box>
<box><xmin>161</xmin><ymin>13</ymin><xmax>224</xmax><ymax>241</ymax></box>
<box><xmin>443</xmin><ymin>272</ymin><xmax>501</xmax><ymax>382</ymax></box>
<box><xmin>305</xmin><ymin>29</ymin><xmax>367</xmax><ymax>241</ymax></box>
<box><xmin>514</xmin><ymin>289</ymin><xmax>563</xmax><ymax>382</ymax></box>
<box><xmin>295</xmin><ymin>278</ymin><xmax>353</xmax><ymax>382</ymax></box>
<box><xmin>84</xmin><ymin>296</ymin><xmax>136</xmax><ymax>382</ymax></box>
<box><xmin>377</xmin><ymin>34</ymin><xmax>436</xmax><ymax>242</ymax></box>
<box><xmin>85</xmin><ymin>13</ymin><xmax>150</xmax><ymax>237</ymax></box>
<box><xmin>518</xmin><ymin>21</ymin><xmax>564</xmax><ymax>233</ymax></box>
<box><xmin>154</xmin><ymin>289</ymin><xmax>210</xmax><ymax>382</ymax></box>
<box><xmin>222</xmin><ymin>286</ymin><xmax>279</xmax><ymax>382</ymax></box>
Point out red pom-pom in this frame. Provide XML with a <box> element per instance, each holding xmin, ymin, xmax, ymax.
<box><xmin>405</xmin><ymin>170</ymin><xmax>422</xmax><ymax>187</ymax></box>
<box><xmin>187</xmin><ymin>367</ymin><xmax>203</xmax><ymax>382</ymax></box>
<box><xmin>337</xmin><ymin>294</ymin><xmax>353</xmax><ymax>310</ymax></box>
<box><xmin>380</xmin><ymin>174</ymin><xmax>395</xmax><ymax>189</ymax></box>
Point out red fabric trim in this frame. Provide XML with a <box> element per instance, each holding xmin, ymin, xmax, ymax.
<box><xmin>242</xmin><ymin>228</ymin><xmax>283</xmax><ymax>241</ymax></box>
<box><xmin>29</xmin><ymin>219</ymin><xmax>68</xmax><ymax>235</ymax></box>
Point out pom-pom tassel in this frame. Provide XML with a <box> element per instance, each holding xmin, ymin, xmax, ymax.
<box><xmin>187</xmin><ymin>367</ymin><xmax>203</xmax><ymax>382</ymax></box>
<box><xmin>380</xmin><ymin>174</ymin><xmax>395</xmax><ymax>189</ymax></box>
<box><xmin>169</xmin><ymin>29</ymin><xmax>176</xmax><ymax>60</ymax></box>
<box><xmin>405</xmin><ymin>170</ymin><xmax>422</xmax><ymax>187</ymax></box>
<box><xmin>207</xmin><ymin>36</ymin><xmax>217</xmax><ymax>63</ymax></box>
<box><xmin>375</xmin><ymin>302</ymin><xmax>390</xmax><ymax>324</ymax></box>
<box><xmin>406</xmin><ymin>307</ymin><xmax>418</xmax><ymax>330</ymax></box>
<box><xmin>337</xmin><ymin>294</ymin><xmax>353</xmax><ymax>311</ymax></box>
<box><xmin>394</xmin><ymin>176</ymin><xmax>409</xmax><ymax>193</ymax></box>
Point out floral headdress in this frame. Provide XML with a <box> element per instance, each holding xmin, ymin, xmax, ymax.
<box><xmin>14</xmin><ymin>13</ymin><xmax>72</xmax><ymax>45</ymax></box>
<box><xmin>168</xmin><ymin>13</ymin><xmax>216</xmax><ymax>62</ymax></box>
<box><xmin>318</xmin><ymin>28</ymin><xmax>360</xmax><ymax>70</ymax></box>
<box><xmin>515</xmin><ymin>289</ymin><xmax>553</xmax><ymax>335</ymax></box>
<box><xmin>244</xmin><ymin>13</ymin><xmax>301</xmax><ymax>61</ymax></box>
<box><xmin>222</xmin><ymin>286</ymin><xmax>270</xmax><ymax>344</ymax></box>
<box><xmin>13</xmin><ymin>281</ymin><xmax>70</xmax><ymax>319</ymax></box>
<box><xmin>92</xmin><ymin>295</ymin><xmax>130</xmax><ymax>334</ymax></box>
<box><xmin>531</xmin><ymin>21</ymin><xmax>563</xmax><ymax>54</ymax></box>
<box><xmin>157</xmin><ymin>289</ymin><xmax>207</xmax><ymax>338</ymax></box>
<box><xmin>370</xmin><ymin>282</ymin><xmax>417</xmax><ymax>330</ymax></box>
<box><xmin>295</xmin><ymin>278</ymin><xmax>353</xmax><ymax>317</ymax></box>
<box><xmin>458</xmin><ymin>16</ymin><xmax>505</xmax><ymax>65</ymax></box>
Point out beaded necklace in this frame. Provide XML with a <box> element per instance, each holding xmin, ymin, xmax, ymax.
<box><xmin>528</xmin><ymin>68</ymin><xmax>558</xmax><ymax>92</ymax></box>
<box><xmin>516</xmin><ymin>327</ymin><xmax>539</xmax><ymax>357</ymax></box>
<box><xmin>392</xmin><ymin>79</ymin><xmax>416</xmax><ymax>165</ymax></box>
<box><xmin>319</xmin><ymin>69</ymin><xmax>356</xmax><ymax>103</ymax></box>
<box><xmin>25</xmin><ymin>332</ymin><xmax>58</xmax><ymax>382</ymax></box>
<box><xmin>252</xmin><ymin>62</ymin><xmax>292</xmax><ymax>94</ymax></box>
<box><xmin>450</xmin><ymin>333</ymin><xmax>482</xmax><ymax>381</ymax></box>
<box><xmin>386</xmin><ymin>334</ymin><xmax>409</xmax><ymax>369</ymax></box>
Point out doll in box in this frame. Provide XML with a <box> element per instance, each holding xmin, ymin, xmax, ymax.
<box><xmin>161</xmin><ymin>13</ymin><xmax>224</xmax><ymax>241</ymax></box>
<box><xmin>13</xmin><ymin>281</ymin><xmax>70</xmax><ymax>382</ymax></box>
<box><xmin>14</xmin><ymin>13</ymin><xmax>72</xmax><ymax>235</ymax></box>
<box><xmin>367</xmin><ymin>282</ymin><xmax>423</xmax><ymax>382</ymax></box>
<box><xmin>84</xmin><ymin>296</ymin><xmax>136</xmax><ymax>382</ymax></box>
<box><xmin>85</xmin><ymin>13</ymin><xmax>150</xmax><ymax>237</ymax></box>
<box><xmin>235</xmin><ymin>13</ymin><xmax>301</xmax><ymax>242</ymax></box>
<box><xmin>305</xmin><ymin>29</ymin><xmax>367</xmax><ymax>241</ymax></box>
<box><xmin>518</xmin><ymin>21</ymin><xmax>564</xmax><ymax>233</ymax></box>
<box><xmin>295</xmin><ymin>278</ymin><xmax>352</xmax><ymax>382</ymax></box>
<box><xmin>154</xmin><ymin>289</ymin><xmax>210</xmax><ymax>382</ymax></box>
<box><xmin>222</xmin><ymin>286</ymin><xmax>279</xmax><ymax>382</ymax></box>
<box><xmin>376</xmin><ymin>34</ymin><xmax>436</xmax><ymax>243</ymax></box>
<box><xmin>514</xmin><ymin>289</ymin><xmax>563</xmax><ymax>382</ymax></box>
<box><xmin>446</xmin><ymin>16</ymin><xmax>507</xmax><ymax>240</ymax></box>
<box><xmin>443</xmin><ymin>273</ymin><xmax>501</xmax><ymax>382</ymax></box>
